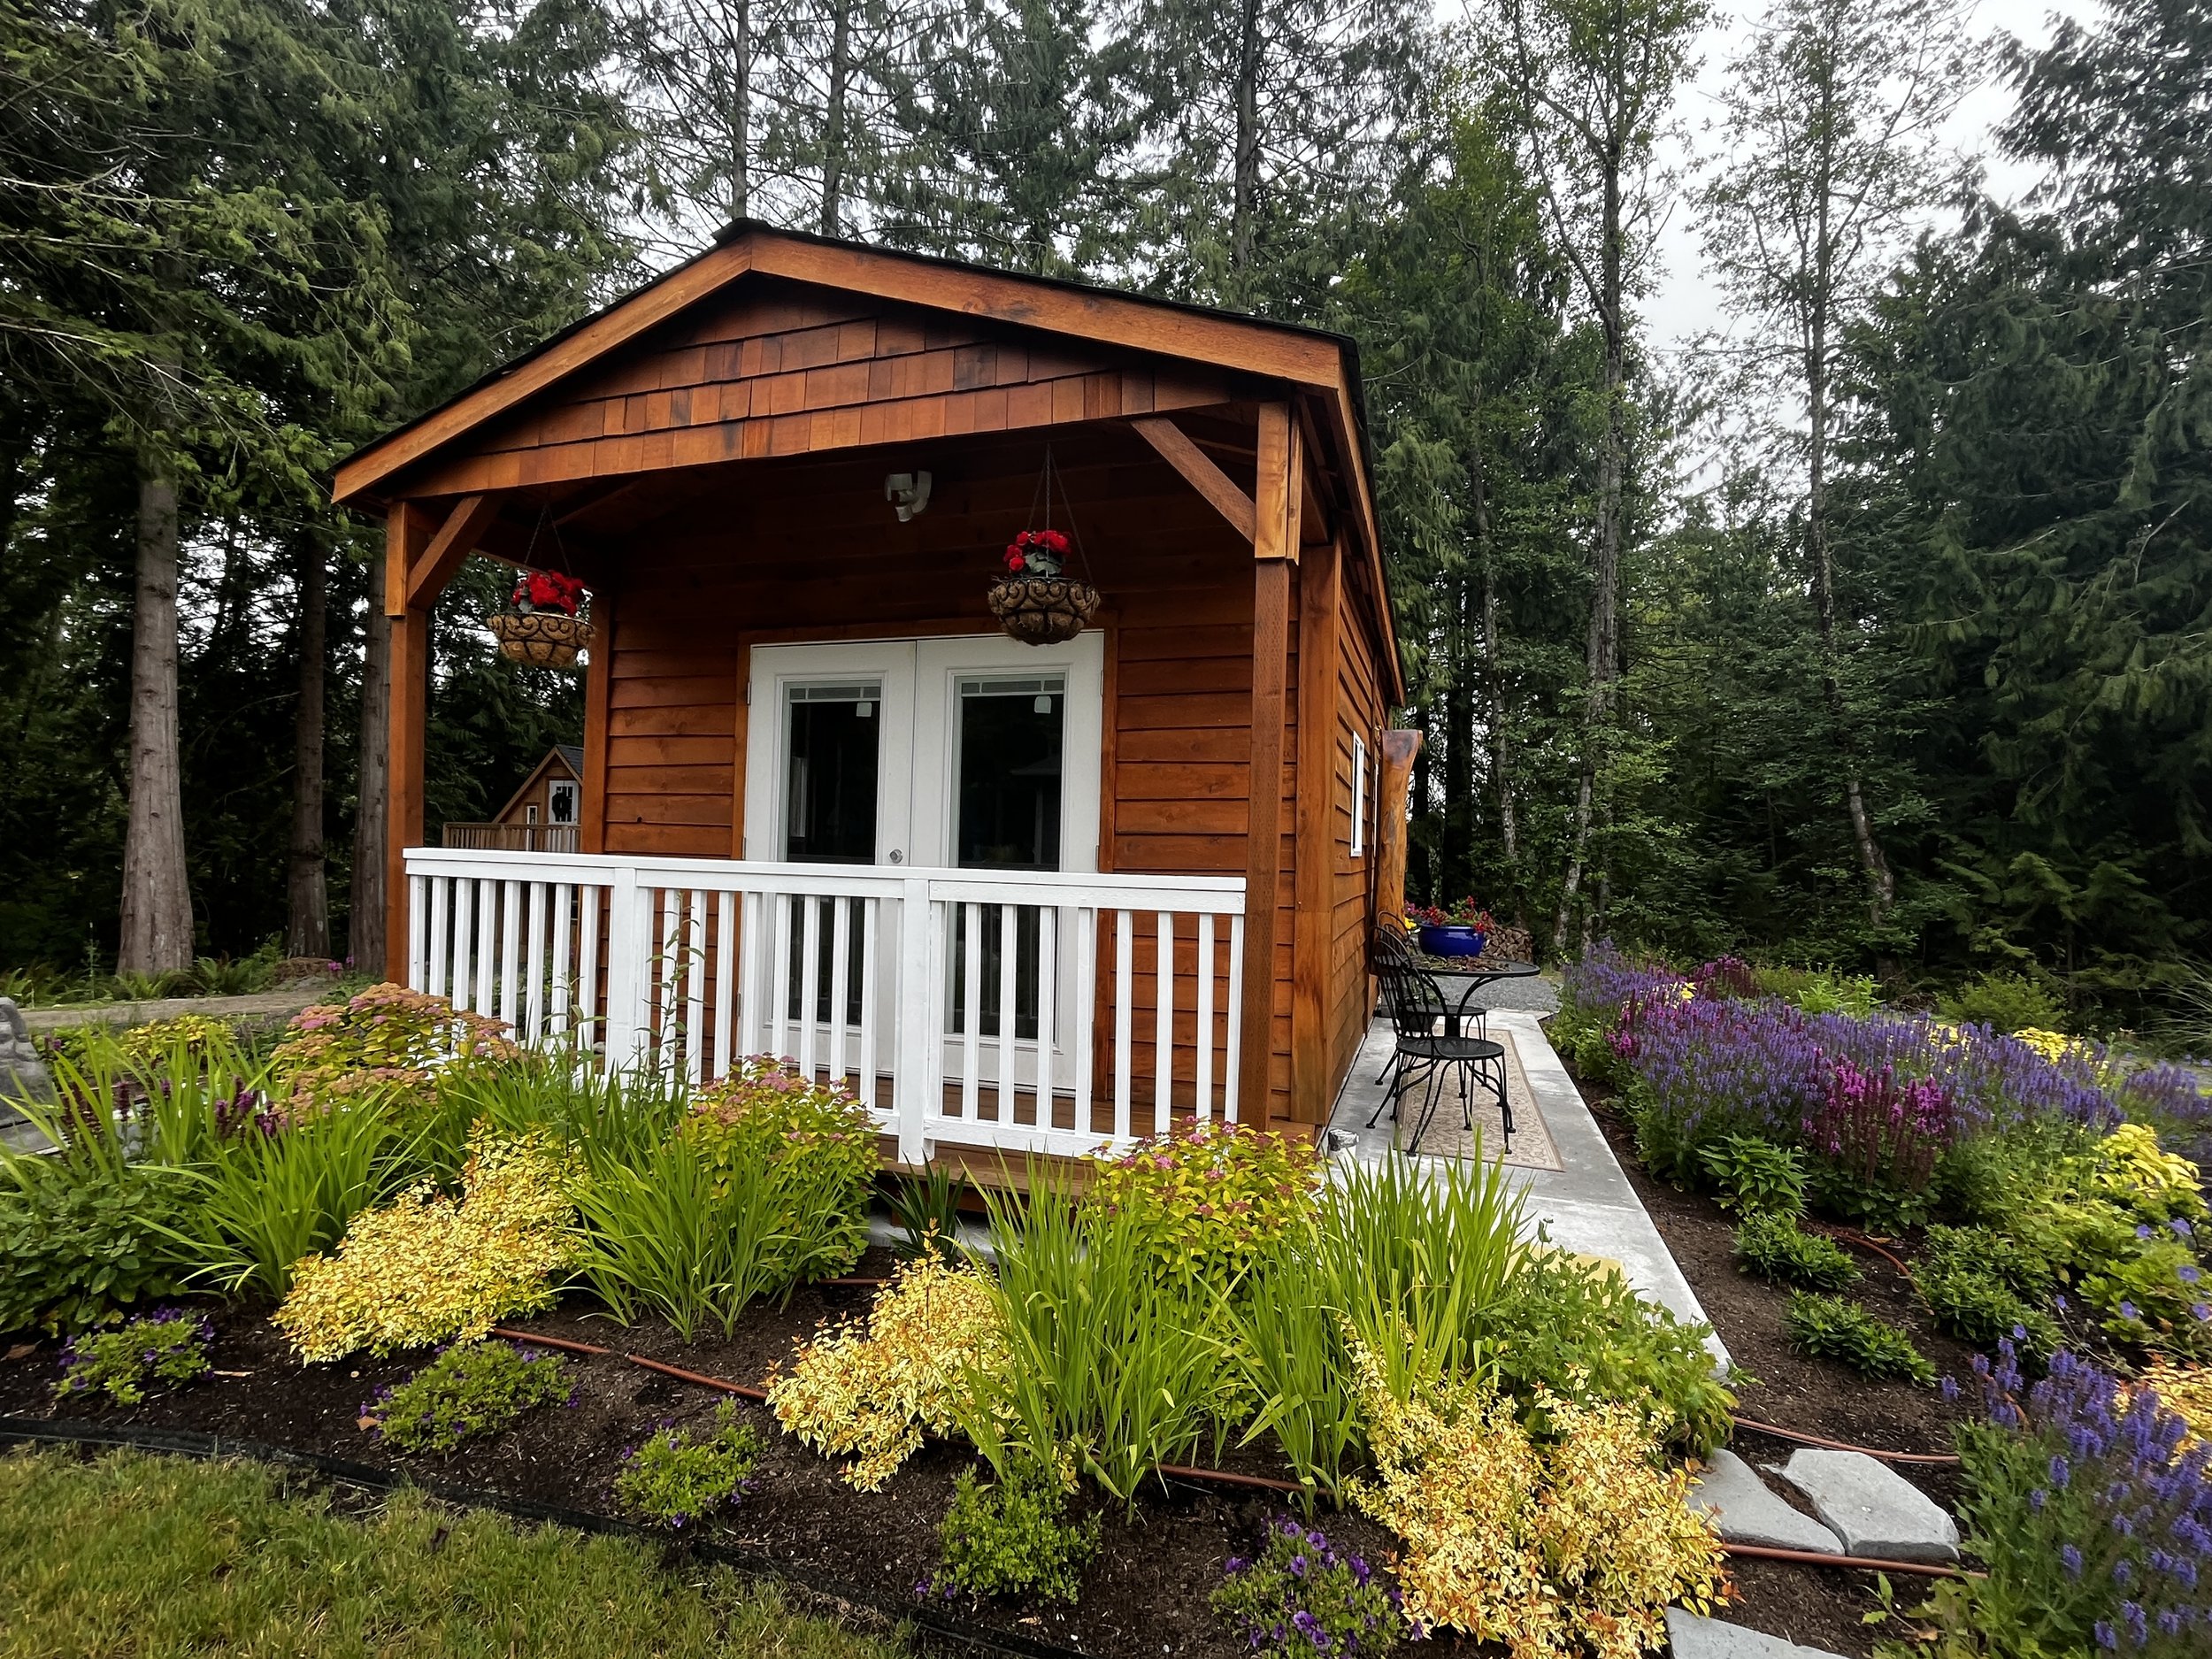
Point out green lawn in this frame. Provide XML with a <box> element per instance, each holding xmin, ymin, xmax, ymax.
<box><xmin>0</xmin><ymin>1447</ymin><xmax>908</xmax><ymax>1659</ymax></box>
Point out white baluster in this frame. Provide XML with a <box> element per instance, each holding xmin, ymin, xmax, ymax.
<box><xmin>961</xmin><ymin>902</ymin><xmax>982</xmax><ymax>1123</ymax></box>
<box><xmin>1073</xmin><ymin>906</ymin><xmax>1096</xmax><ymax>1141</ymax></box>
<box><xmin>1035</xmin><ymin>906</ymin><xmax>1057</xmax><ymax>1130</ymax></box>
<box><xmin>685</xmin><ymin>887</ymin><xmax>707</xmax><ymax>1086</ymax></box>
<box><xmin>525</xmin><ymin>882</ymin><xmax>549</xmax><ymax>1042</ymax></box>
<box><xmin>828</xmin><ymin>896</ymin><xmax>852</xmax><ymax>1091</ymax></box>
<box><xmin>1155</xmin><ymin>912</ymin><xmax>1173</xmax><ymax>1134</ymax></box>
<box><xmin>1196</xmin><ymin>912</ymin><xmax>1215</xmax><ymax>1120</ymax></box>
<box><xmin>550</xmin><ymin>882</ymin><xmax>573</xmax><ymax>1040</ymax></box>
<box><xmin>500</xmin><ymin>879</ymin><xmax>523</xmax><ymax>1028</ymax></box>
<box><xmin>996</xmin><ymin>902</ymin><xmax>1017</xmax><ymax>1125</ymax></box>
<box><xmin>474</xmin><ymin>878</ymin><xmax>496</xmax><ymax>1014</ymax></box>
<box><xmin>712</xmin><ymin>890</ymin><xmax>735</xmax><ymax>1081</ymax></box>
<box><xmin>799</xmin><ymin>894</ymin><xmax>822</xmax><ymax>1081</ymax></box>
<box><xmin>858</xmin><ymin>895</ymin><xmax>880</xmax><ymax>1114</ymax></box>
<box><xmin>891</xmin><ymin>878</ymin><xmax>934</xmax><ymax>1164</ymax></box>
<box><xmin>1114</xmin><ymin>909</ymin><xmax>1133</xmax><ymax>1141</ymax></box>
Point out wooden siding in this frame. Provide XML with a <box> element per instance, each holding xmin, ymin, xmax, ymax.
<box><xmin>400</xmin><ymin>277</ymin><xmax>1240</xmax><ymax>499</ymax></box>
<box><xmin>1327</xmin><ymin>552</ymin><xmax>1391</xmax><ymax>1101</ymax></box>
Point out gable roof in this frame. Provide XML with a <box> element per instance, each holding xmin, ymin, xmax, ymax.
<box><xmin>333</xmin><ymin>222</ymin><xmax>1397</xmax><ymax>698</ymax></box>
<box><xmin>493</xmin><ymin>744</ymin><xmax>583</xmax><ymax>824</ymax></box>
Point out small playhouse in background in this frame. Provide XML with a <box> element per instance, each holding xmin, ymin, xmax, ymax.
<box><xmin>442</xmin><ymin>745</ymin><xmax>586</xmax><ymax>853</ymax></box>
<box><xmin>336</xmin><ymin>222</ymin><xmax>1417</xmax><ymax>1172</ymax></box>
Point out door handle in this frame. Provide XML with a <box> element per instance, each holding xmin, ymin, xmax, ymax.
<box><xmin>888</xmin><ymin>849</ymin><xmax>904</xmax><ymax>865</ymax></box>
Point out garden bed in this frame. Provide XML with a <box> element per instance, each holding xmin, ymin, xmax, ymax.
<box><xmin>0</xmin><ymin>1251</ymin><xmax>1417</xmax><ymax>1659</ymax></box>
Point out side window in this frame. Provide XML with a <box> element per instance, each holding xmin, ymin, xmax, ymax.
<box><xmin>1349</xmin><ymin>733</ymin><xmax>1368</xmax><ymax>858</ymax></box>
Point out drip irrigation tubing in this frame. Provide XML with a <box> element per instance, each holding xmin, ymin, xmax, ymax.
<box><xmin>0</xmin><ymin>1416</ymin><xmax>1089</xmax><ymax>1659</ymax></box>
<box><xmin>1809</xmin><ymin>1225</ymin><xmax>1914</xmax><ymax>1279</ymax></box>
<box><xmin>1728</xmin><ymin>1416</ymin><xmax>1961</xmax><ymax>1466</ymax></box>
<box><xmin>1720</xmin><ymin>1541</ymin><xmax>1975</xmax><ymax>1580</ymax></box>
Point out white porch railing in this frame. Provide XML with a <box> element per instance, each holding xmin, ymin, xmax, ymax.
<box><xmin>402</xmin><ymin>848</ymin><xmax>1248</xmax><ymax>1161</ymax></box>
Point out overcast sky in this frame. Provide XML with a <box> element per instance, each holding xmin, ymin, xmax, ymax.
<box><xmin>1643</xmin><ymin>0</ymin><xmax>2109</xmax><ymax>360</ymax></box>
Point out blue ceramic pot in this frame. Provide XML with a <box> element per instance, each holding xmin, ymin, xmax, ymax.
<box><xmin>1417</xmin><ymin>924</ymin><xmax>1487</xmax><ymax>958</ymax></box>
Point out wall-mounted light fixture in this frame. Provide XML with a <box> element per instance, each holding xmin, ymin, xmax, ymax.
<box><xmin>885</xmin><ymin>471</ymin><xmax>932</xmax><ymax>521</ymax></box>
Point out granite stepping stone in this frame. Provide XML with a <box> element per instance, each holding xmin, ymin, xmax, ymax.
<box><xmin>1666</xmin><ymin>1609</ymin><xmax>1847</xmax><ymax>1659</ymax></box>
<box><xmin>1686</xmin><ymin>1450</ymin><xmax>1844</xmax><ymax>1553</ymax></box>
<box><xmin>1768</xmin><ymin>1448</ymin><xmax>1960</xmax><ymax>1563</ymax></box>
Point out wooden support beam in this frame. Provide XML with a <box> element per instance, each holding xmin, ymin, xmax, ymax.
<box><xmin>1240</xmin><ymin>401</ymin><xmax>1301</xmax><ymax>1125</ymax></box>
<box><xmin>1130</xmin><ymin>416</ymin><xmax>1256</xmax><ymax>541</ymax></box>
<box><xmin>1252</xmin><ymin>403</ymin><xmax>1300</xmax><ymax>564</ymax></box>
<box><xmin>403</xmin><ymin>493</ymin><xmax>506</xmax><ymax>613</ymax></box>
<box><xmin>580</xmin><ymin>585</ymin><xmax>616</xmax><ymax>856</ymax></box>
<box><xmin>383</xmin><ymin>503</ymin><xmax>434</xmax><ymax>979</ymax></box>
<box><xmin>1291</xmin><ymin>533</ymin><xmax>1343</xmax><ymax>1125</ymax></box>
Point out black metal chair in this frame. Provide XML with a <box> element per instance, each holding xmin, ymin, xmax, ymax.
<box><xmin>1369</xmin><ymin>951</ymin><xmax>1512</xmax><ymax>1155</ymax></box>
<box><xmin>1368</xmin><ymin>920</ymin><xmax>1493</xmax><ymax>1083</ymax></box>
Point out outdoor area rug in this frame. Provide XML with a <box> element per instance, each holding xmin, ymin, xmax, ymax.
<box><xmin>1408</xmin><ymin>1029</ymin><xmax>1564</xmax><ymax>1171</ymax></box>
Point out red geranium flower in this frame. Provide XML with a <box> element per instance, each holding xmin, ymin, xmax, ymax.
<box><xmin>511</xmin><ymin>570</ymin><xmax>587</xmax><ymax>617</ymax></box>
<box><xmin>1004</xmin><ymin>547</ymin><xmax>1026</xmax><ymax>572</ymax></box>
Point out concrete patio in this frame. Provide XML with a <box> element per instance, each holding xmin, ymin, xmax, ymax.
<box><xmin>1327</xmin><ymin>1002</ymin><xmax>1729</xmax><ymax>1369</ymax></box>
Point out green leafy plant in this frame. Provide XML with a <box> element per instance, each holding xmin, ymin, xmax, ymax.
<box><xmin>0</xmin><ymin>1168</ymin><xmax>191</xmax><ymax>1333</ymax></box>
<box><xmin>1914</xmin><ymin>1225</ymin><xmax>2060</xmax><ymax>1358</ymax></box>
<box><xmin>930</xmin><ymin>1464</ymin><xmax>1100</xmax><ymax>1604</ymax></box>
<box><xmin>612</xmin><ymin>1401</ymin><xmax>764</xmax><ymax>1529</ymax></box>
<box><xmin>1783</xmin><ymin>1292</ymin><xmax>1935</xmax><ymax>1383</ymax></box>
<box><xmin>1732</xmin><ymin>1212</ymin><xmax>1861</xmax><ymax>1290</ymax></box>
<box><xmin>365</xmin><ymin>1340</ymin><xmax>574</xmax><ymax>1455</ymax></box>
<box><xmin>1220</xmin><ymin>1156</ymin><xmax>1531</xmax><ymax>1504</ymax></box>
<box><xmin>1939</xmin><ymin>971</ymin><xmax>2065</xmax><ymax>1034</ymax></box>
<box><xmin>1213</xmin><ymin>1516</ymin><xmax>1414</xmax><ymax>1659</ymax></box>
<box><xmin>1696</xmin><ymin>1134</ymin><xmax>1807</xmax><ymax>1216</ymax></box>
<box><xmin>953</xmin><ymin>1181</ymin><xmax>1225</xmax><ymax>1507</ymax></box>
<box><xmin>1087</xmin><ymin>1120</ymin><xmax>1320</xmax><ymax>1295</ymax></box>
<box><xmin>679</xmin><ymin>1057</ymin><xmax>879</xmax><ymax>1280</ymax></box>
<box><xmin>1484</xmin><ymin>1249</ymin><xmax>1737</xmax><ymax>1455</ymax></box>
<box><xmin>885</xmin><ymin>1164</ymin><xmax>966</xmax><ymax>1263</ymax></box>
<box><xmin>51</xmin><ymin>1308</ymin><xmax>212</xmax><ymax>1404</ymax></box>
<box><xmin>1750</xmin><ymin>965</ymin><xmax>1878</xmax><ymax>1018</ymax></box>
<box><xmin>188</xmin><ymin>956</ymin><xmax>274</xmax><ymax>997</ymax></box>
<box><xmin>569</xmin><ymin>1122</ymin><xmax>794</xmax><ymax>1341</ymax></box>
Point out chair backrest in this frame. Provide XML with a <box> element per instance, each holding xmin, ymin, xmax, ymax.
<box><xmin>1371</xmin><ymin>919</ymin><xmax>1420</xmax><ymax>975</ymax></box>
<box><xmin>1375</xmin><ymin>952</ymin><xmax>1451</xmax><ymax>1039</ymax></box>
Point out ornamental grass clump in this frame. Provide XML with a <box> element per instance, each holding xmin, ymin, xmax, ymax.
<box><xmin>273</xmin><ymin>1125</ymin><xmax>575</xmax><ymax>1362</ymax></box>
<box><xmin>364</xmin><ymin>1339</ymin><xmax>575</xmax><ymax>1455</ymax></box>
<box><xmin>1087</xmin><ymin>1119</ymin><xmax>1320</xmax><ymax>1294</ymax></box>
<box><xmin>1896</xmin><ymin>1341</ymin><xmax>2212</xmax><ymax>1657</ymax></box>
<box><xmin>1346</xmin><ymin>1339</ymin><xmax>1726</xmax><ymax>1659</ymax></box>
<box><xmin>769</xmin><ymin>1254</ymin><xmax>1005</xmax><ymax>1491</ymax></box>
<box><xmin>613</xmin><ymin>1401</ymin><xmax>764</xmax><ymax>1529</ymax></box>
<box><xmin>51</xmin><ymin>1308</ymin><xmax>211</xmax><ymax>1405</ymax></box>
<box><xmin>271</xmin><ymin>983</ymin><xmax>520</xmax><ymax>1121</ymax></box>
<box><xmin>1212</xmin><ymin>1517</ymin><xmax>1417</xmax><ymax>1659</ymax></box>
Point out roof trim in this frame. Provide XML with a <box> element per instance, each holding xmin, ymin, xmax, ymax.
<box><xmin>335</xmin><ymin>223</ymin><xmax>1352</xmax><ymax>508</ymax></box>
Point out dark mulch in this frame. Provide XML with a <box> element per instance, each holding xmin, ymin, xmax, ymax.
<box><xmin>1574</xmin><ymin>1069</ymin><xmax>1985</xmax><ymax>1659</ymax></box>
<box><xmin>0</xmin><ymin>1251</ymin><xmax>1430</xmax><ymax>1659</ymax></box>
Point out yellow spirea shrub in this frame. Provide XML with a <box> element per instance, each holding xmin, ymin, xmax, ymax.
<box><xmin>270</xmin><ymin>983</ymin><xmax>521</xmax><ymax>1122</ymax></box>
<box><xmin>766</xmin><ymin>1254</ymin><xmax>1005</xmax><ymax>1491</ymax></box>
<box><xmin>1087</xmin><ymin>1120</ymin><xmax>1321</xmax><ymax>1293</ymax></box>
<box><xmin>2092</xmin><ymin>1123</ymin><xmax>2209</xmax><ymax>1222</ymax></box>
<box><xmin>119</xmin><ymin>1013</ymin><xmax>237</xmax><ymax>1065</ymax></box>
<box><xmin>274</xmin><ymin>1125</ymin><xmax>576</xmax><ymax>1363</ymax></box>
<box><xmin>1347</xmin><ymin>1340</ymin><xmax>1727</xmax><ymax>1659</ymax></box>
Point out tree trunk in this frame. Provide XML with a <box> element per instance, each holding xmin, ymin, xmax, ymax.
<box><xmin>1805</xmin><ymin>300</ymin><xmax>1895</xmax><ymax>921</ymax></box>
<box><xmin>286</xmin><ymin>532</ymin><xmax>330</xmax><ymax>957</ymax></box>
<box><xmin>820</xmin><ymin>0</ymin><xmax>851</xmax><ymax>236</ymax></box>
<box><xmin>118</xmin><ymin>442</ymin><xmax>194</xmax><ymax>973</ymax></box>
<box><xmin>1231</xmin><ymin>0</ymin><xmax>1261</xmax><ymax>274</ymax></box>
<box><xmin>350</xmin><ymin>552</ymin><xmax>390</xmax><ymax>975</ymax></box>
<box><xmin>1553</xmin><ymin>310</ymin><xmax>1626</xmax><ymax>958</ymax></box>
<box><xmin>1471</xmin><ymin>433</ymin><xmax>1517</xmax><ymax>872</ymax></box>
<box><xmin>1440</xmin><ymin>574</ymin><xmax>1475</xmax><ymax>904</ymax></box>
<box><xmin>730</xmin><ymin>0</ymin><xmax>751</xmax><ymax>219</ymax></box>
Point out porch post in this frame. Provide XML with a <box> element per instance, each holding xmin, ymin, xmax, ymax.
<box><xmin>1240</xmin><ymin>403</ymin><xmax>1300</xmax><ymax>1126</ymax></box>
<box><xmin>383</xmin><ymin>503</ymin><xmax>433</xmax><ymax>982</ymax></box>
<box><xmin>1291</xmin><ymin>531</ymin><xmax>1342</xmax><ymax>1125</ymax></box>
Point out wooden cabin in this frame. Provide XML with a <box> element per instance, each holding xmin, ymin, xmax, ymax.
<box><xmin>443</xmin><ymin>744</ymin><xmax>585</xmax><ymax>852</ymax></box>
<box><xmin>334</xmin><ymin>223</ymin><xmax>1413</xmax><ymax>1164</ymax></box>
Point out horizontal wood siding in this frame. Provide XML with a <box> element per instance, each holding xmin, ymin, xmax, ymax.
<box><xmin>1329</xmin><ymin>572</ymin><xmax>1389</xmax><ymax>1098</ymax></box>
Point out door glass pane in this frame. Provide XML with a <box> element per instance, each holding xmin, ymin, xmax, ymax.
<box><xmin>948</xmin><ymin>676</ymin><xmax>1063</xmax><ymax>1042</ymax></box>
<box><xmin>956</xmin><ymin>676</ymin><xmax>1063</xmax><ymax>872</ymax></box>
<box><xmin>785</xmin><ymin>682</ymin><xmax>880</xmax><ymax>863</ymax></box>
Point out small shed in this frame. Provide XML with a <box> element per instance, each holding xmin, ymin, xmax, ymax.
<box><xmin>443</xmin><ymin>744</ymin><xmax>586</xmax><ymax>852</ymax></box>
<box><xmin>334</xmin><ymin>223</ymin><xmax>1412</xmax><ymax>1164</ymax></box>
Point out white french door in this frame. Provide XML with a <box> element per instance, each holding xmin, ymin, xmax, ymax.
<box><xmin>743</xmin><ymin>632</ymin><xmax>1105</xmax><ymax>1099</ymax></box>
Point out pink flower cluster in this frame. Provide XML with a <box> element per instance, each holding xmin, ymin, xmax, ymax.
<box><xmin>1803</xmin><ymin>1058</ymin><xmax>1955</xmax><ymax>1194</ymax></box>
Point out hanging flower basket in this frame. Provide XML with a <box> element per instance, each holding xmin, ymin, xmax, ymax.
<box><xmin>988</xmin><ymin>529</ymin><xmax>1098</xmax><ymax>645</ymax></box>
<box><xmin>490</xmin><ymin>571</ymin><xmax>591</xmax><ymax>668</ymax></box>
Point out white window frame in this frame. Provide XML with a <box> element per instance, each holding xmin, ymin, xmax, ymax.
<box><xmin>1349</xmin><ymin>733</ymin><xmax>1368</xmax><ymax>859</ymax></box>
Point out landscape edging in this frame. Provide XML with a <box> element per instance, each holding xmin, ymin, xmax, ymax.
<box><xmin>0</xmin><ymin>1414</ymin><xmax>1093</xmax><ymax>1659</ymax></box>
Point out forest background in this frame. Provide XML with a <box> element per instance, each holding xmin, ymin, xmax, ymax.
<box><xmin>1</xmin><ymin>0</ymin><xmax>2206</xmax><ymax>1036</ymax></box>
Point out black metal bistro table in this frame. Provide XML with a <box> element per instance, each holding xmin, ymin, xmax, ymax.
<box><xmin>1412</xmin><ymin>956</ymin><xmax>1542</xmax><ymax>1030</ymax></box>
